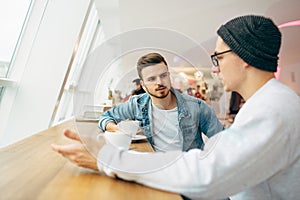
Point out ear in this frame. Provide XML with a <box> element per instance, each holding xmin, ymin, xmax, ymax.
<box><xmin>140</xmin><ymin>79</ymin><xmax>147</xmax><ymax>91</ymax></box>
<box><xmin>140</xmin><ymin>79</ymin><xmax>145</xmax><ymax>87</ymax></box>
<box><xmin>243</xmin><ymin>60</ymin><xmax>250</xmax><ymax>69</ymax></box>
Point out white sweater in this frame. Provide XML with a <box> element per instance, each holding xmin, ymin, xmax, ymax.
<box><xmin>97</xmin><ymin>79</ymin><xmax>300</xmax><ymax>200</ymax></box>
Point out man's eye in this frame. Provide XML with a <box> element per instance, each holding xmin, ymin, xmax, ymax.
<box><xmin>148</xmin><ymin>77</ymin><xmax>156</xmax><ymax>82</ymax></box>
<box><xmin>161</xmin><ymin>73</ymin><xmax>167</xmax><ymax>78</ymax></box>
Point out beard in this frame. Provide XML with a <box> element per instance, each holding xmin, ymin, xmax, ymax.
<box><xmin>144</xmin><ymin>85</ymin><xmax>170</xmax><ymax>99</ymax></box>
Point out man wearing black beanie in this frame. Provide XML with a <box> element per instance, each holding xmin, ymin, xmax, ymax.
<box><xmin>53</xmin><ymin>15</ymin><xmax>300</xmax><ymax>200</ymax></box>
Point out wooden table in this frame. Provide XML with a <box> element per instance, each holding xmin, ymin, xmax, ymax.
<box><xmin>0</xmin><ymin>119</ymin><xmax>181</xmax><ymax>200</ymax></box>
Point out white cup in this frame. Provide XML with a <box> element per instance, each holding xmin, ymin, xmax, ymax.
<box><xmin>117</xmin><ymin>120</ymin><xmax>139</xmax><ymax>137</ymax></box>
<box><xmin>101</xmin><ymin>131</ymin><xmax>132</xmax><ymax>150</ymax></box>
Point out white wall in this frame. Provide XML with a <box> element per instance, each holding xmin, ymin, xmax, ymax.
<box><xmin>0</xmin><ymin>0</ymin><xmax>90</xmax><ymax>147</ymax></box>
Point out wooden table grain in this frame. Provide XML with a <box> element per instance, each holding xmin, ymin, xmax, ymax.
<box><xmin>0</xmin><ymin>119</ymin><xmax>181</xmax><ymax>200</ymax></box>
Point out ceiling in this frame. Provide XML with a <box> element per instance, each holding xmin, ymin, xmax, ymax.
<box><xmin>93</xmin><ymin>0</ymin><xmax>300</xmax><ymax>93</ymax></box>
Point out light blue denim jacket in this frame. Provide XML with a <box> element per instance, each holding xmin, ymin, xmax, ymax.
<box><xmin>98</xmin><ymin>88</ymin><xmax>223</xmax><ymax>151</ymax></box>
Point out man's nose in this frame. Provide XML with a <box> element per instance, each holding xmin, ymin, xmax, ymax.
<box><xmin>156</xmin><ymin>77</ymin><xmax>163</xmax><ymax>84</ymax></box>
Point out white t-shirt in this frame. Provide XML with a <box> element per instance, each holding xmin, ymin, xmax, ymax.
<box><xmin>151</xmin><ymin>103</ymin><xmax>182</xmax><ymax>151</ymax></box>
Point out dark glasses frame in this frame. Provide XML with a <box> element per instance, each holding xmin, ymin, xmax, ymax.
<box><xmin>210</xmin><ymin>49</ymin><xmax>232</xmax><ymax>67</ymax></box>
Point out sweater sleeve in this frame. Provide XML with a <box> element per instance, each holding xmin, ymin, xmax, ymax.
<box><xmin>97</xmin><ymin>107</ymin><xmax>290</xmax><ymax>199</ymax></box>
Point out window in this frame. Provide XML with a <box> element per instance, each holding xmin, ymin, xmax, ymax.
<box><xmin>50</xmin><ymin>3</ymin><xmax>105</xmax><ymax>125</ymax></box>
<box><xmin>0</xmin><ymin>0</ymin><xmax>32</xmax><ymax>101</ymax></box>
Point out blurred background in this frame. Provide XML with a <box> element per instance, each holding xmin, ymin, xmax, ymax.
<box><xmin>0</xmin><ymin>0</ymin><xmax>299</xmax><ymax>146</ymax></box>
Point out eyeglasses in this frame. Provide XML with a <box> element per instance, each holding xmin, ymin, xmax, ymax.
<box><xmin>210</xmin><ymin>49</ymin><xmax>232</xmax><ymax>67</ymax></box>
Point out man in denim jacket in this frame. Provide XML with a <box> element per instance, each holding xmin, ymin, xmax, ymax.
<box><xmin>99</xmin><ymin>53</ymin><xmax>223</xmax><ymax>151</ymax></box>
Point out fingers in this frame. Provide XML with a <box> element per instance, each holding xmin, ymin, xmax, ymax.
<box><xmin>51</xmin><ymin>128</ymin><xmax>104</xmax><ymax>171</ymax></box>
<box><xmin>105</xmin><ymin>122</ymin><xmax>119</xmax><ymax>132</ymax></box>
<box><xmin>64</xmin><ymin>129</ymin><xmax>81</xmax><ymax>142</ymax></box>
<box><xmin>51</xmin><ymin>142</ymin><xmax>87</xmax><ymax>160</ymax></box>
<box><xmin>51</xmin><ymin>143</ymin><xmax>68</xmax><ymax>154</ymax></box>
<box><xmin>51</xmin><ymin>143</ymin><xmax>80</xmax><ymax>155</ymax></box>
<box><xmin>51</xmin><ymin>143</ymin><xmax>98</xmax><ymax>170</ymax></box>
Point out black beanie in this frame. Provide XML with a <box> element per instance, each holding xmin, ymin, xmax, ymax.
<box><xmin>217</xmin><ymin>15</ymin><xmax>281</xmax><ymax>72</ymax></box>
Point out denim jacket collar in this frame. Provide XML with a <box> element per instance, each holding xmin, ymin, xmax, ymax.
<box><xmin>172</xmin><ymin>88</ymin><xmax>190</xmax><ymax>119</ymax></box>
<box><xmin>136</xmin><ymin>87</ymin><xmax>190</xmax><ymax>119</ymax></box>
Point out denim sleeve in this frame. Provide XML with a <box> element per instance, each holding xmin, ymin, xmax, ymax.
<box><xmin>98</xmin><ymin>97</ymin><xmax>137</xmax><ymax>131</ymax></box>
<box><xmin>199</xmin><ymin>102</ymin><xmax>224</xmax><ymax>138</ymax></box>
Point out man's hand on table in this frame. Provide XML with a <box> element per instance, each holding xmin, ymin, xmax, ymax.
<box><xmin>51</xmin><ymin>129</ymin><xmax>105</xmax><ymax>171</ymax></box>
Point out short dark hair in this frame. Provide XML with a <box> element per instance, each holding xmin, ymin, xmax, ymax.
<box><xmin>132</xmin><ymin>78</ymin><xmax>141</xmax><ymax>85</ymax></box>
<box><xmin>136</xmin><ymin>53</ymin><xmax>168</xmax><ymax>79</ymax></box>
